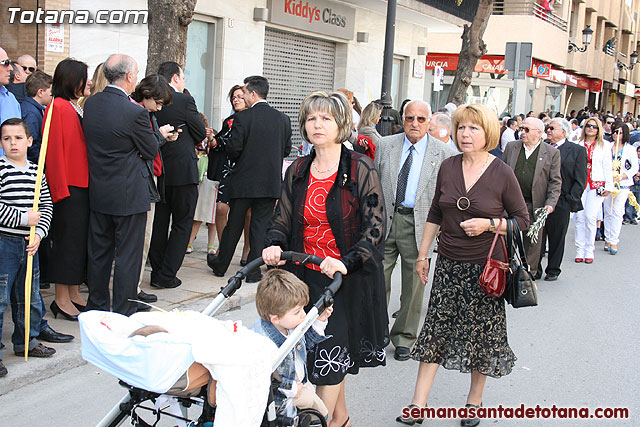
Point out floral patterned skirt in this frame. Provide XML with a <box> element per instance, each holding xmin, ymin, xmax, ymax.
<box><xmin>410</xmin><ymin>255</ymin><xmax>516</xmax><ymax>378</ymax></box>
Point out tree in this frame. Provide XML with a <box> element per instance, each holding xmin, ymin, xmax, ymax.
<box><xmin>447</xmin><ymin>0</ymin><xmax>494</xmax><ymax>105</ymax></box>
<box><xmin>145</xmin><ymin>0</ymin><xmax>198</xmax><ymax>76</ymax></box>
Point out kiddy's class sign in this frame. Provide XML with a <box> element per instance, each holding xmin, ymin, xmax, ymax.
<box><xmin>268</xmin><ymin>0</ymin><xmax>356</xmax><ymax>40</ymax></box>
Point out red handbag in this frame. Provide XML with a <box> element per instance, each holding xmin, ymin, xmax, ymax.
<box><xmin>478</xmin><ymin>219</ymin><xmax>509</xmax><ymax>297</ymax></box>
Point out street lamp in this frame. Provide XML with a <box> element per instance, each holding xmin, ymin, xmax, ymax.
<box><xmin>568</xmin><ymin>25</ymin><xmax>594</xmax><ymax>53</ymax></box>
<box><xmin>617</xmin><ymin>51</ymin><xmax>638</xmax><ymax>71</ymax></box>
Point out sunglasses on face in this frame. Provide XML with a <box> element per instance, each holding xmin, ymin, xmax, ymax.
<box><xmin>21</xmin><ymin>65</ymin><xmax>35</xmax><ymax>73</ymax></box>
<box><xmin>522</xmin><ymin>127</ymin><xmax>538</xmax><ymax>133</ymax></box>
<box><xmin>613</xmin><ymin>129</ymin><xmax>623</xmax><ymax>134</ymax></box>
<box><xmin>404</xmin><ymin>115</ymin><xmax>428</xmax><ymax>123</ymax></box>
<box><xmin>0</xmin><ymin>59</ymin><xmax>11</xmax><ymax>67</ymax></box>
<box><xmin>547</xmin><ymin>126</ymin><xmax>556</xmax><ymax>131</ymax></box>
<box><xmin>585</xmin><ymin>124</ymin><xmax>598</xmax><ymax>129</ymax></box>
<box><xmin>606</xmin><ymin>121</ymin><xmax>614</xmax><ymax>125</ymax></box>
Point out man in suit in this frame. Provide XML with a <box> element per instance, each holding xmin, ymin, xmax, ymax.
<box><xmin>208</xmin><ymin>76</ymin><xmax>292</xmax><ymax>282</ymax></box>
<box><xmin>503</xmin><ymin>117</ymin><xmax>562</xmax><ymax>274</ymax></box>
<box><xmin>375</xmin><ymin>100</ymin><xmax>457</xmax><ymax>361</ymax></box>
<box><xmin>83</xmin><ymin>54</ymin><xmax>158</xmax><ymax>316</ymax></box>
<box><xmin>537</xmin><ymin>118</ymin><xmax>587</xmax><ymax>281</ymax></box>
<box><xmin>149</xmin><ymin>62</ymin><xmax>206</xmax><ymax>289</ymax></box>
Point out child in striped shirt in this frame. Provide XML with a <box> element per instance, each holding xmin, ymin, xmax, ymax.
<box><xmin>0</xmin><ymin>118</ymin><xmax>55</xmax><ymax>377</ymax></box>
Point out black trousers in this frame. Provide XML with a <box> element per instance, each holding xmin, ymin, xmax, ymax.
<box><xmin>87</xmin><ymin>211</ymin><xmax>147</xmax><ymax>316</ymax></box>
<box><xmin>210</xmin><ymin>197</ymin><xmax>276</xmax><ymax>275</ymax></box>
<box><xmin>149</xmin><ymin>184</ymin><xmax>198</xmax><ymax>282</ymax></box>
<box><xmin>537</xmin><ymin>206</ymin><xmax>571</xmax><ymax>277</ymax></box>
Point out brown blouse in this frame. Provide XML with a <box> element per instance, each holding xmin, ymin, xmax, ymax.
<box><xmin>427</xmin><ymin>155</ymin><xmax>530</xmax><ymax>264</ymax></box>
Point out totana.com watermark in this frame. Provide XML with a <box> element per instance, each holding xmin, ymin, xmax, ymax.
<box><xmin>6</xmin><ymin>7</ymin><xmax>148</xmax><ymax>24</ymax></box>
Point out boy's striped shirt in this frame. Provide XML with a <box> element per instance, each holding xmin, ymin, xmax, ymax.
<box><xmin>0</xmin><ymin>156</ymin><xmax>53</xmax><ymax>238</ymax></box>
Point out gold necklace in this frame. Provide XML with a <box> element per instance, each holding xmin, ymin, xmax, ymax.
<box><xmin>312</xmin><ymin>160</ymin><xmax>339</xmax><ymax>174</ymax></box>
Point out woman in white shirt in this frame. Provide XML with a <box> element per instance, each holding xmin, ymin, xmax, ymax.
<box><xmin>603</xmin><ymin>122</ymin><xmax>639</xmax><ymax>254</ymax></box>
<box><xmin>574</xmin><ymin>117</ymin><xmax>614</xmax><ymax>263</ymax></box>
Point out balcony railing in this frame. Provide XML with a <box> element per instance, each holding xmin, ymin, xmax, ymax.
<box><xmin>492</xmin><ymin>1</ymin><xmax>568</xmax><ymax>32</ymax></box>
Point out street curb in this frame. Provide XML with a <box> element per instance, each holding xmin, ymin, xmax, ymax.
<box><xmin>0</xmin><ymin>289</ymin><xmax>257</xmax><ymax>396</ymax></box>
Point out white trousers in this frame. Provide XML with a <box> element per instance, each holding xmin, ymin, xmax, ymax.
<box><xmin>603</xmin><ymin>188</ymin><xmax>630</xmax><ymax>246</ymax></box>
<box><xmin>574</xmin><ymin>188</ymin><xmax>605</xmax><ymax>258</ymax></box>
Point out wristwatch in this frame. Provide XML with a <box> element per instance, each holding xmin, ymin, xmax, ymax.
<box><xmin>488</xmin><ymin>218</ymin><xmax>496</xmax><ymax>233</ymax></box>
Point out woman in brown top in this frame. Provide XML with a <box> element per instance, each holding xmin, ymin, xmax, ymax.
<box><xmin>396</xmin><ymin>104</ymin><xmax>529</xmax><ymax>426</ymax></box>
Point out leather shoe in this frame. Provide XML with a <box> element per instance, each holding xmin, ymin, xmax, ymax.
<box><xmin>15</xmin><ymin>343</ymin><xmax>56</xmax><ymax>358</ymax></box>
<box><xmin>392</xmin><ymin>310</ymin><xmax>400</xmax><ymax>319</ymax></box>
<box><xmin>574</xmin><ymin>258</ymin><xmax>583</xmax><ymax>263</ymax></box>
<box><xmin>37</xmin><ymin>326</ymin><xmax>74</xmax><ymax>343</ymax></box>
<box><xmin>533</xmin><ymin>271</ymin><xmax>542</xmax><ymax>280</ymax></box>
<box><xmin>137</xmin><ymin>290</ymin><xmax>157</xmax><ymax>303</ymax></box>
<box><xmin>136</xmin><ymin>302</ymin><xmax>152</xmax><ymax>312</ymax></box>
<box><xmin>0</xmin><ymin>361</ymin><xmax>7</xmax><ymax>377</ymax></box>
<box><xmin>544</xmin><ymin>274</ymin><xmax>558</xmax><ymax>282</ymax></box>
<box><xmin>460</xmin><ymin>403</ymin><xmax>481</xmax><ymax>427</ymax></box>
<box><xmin>584</xmin><ymin>258</ymin><xmax>593</xmax><ymax>264</ymax></box>
<box><xmin>396</xmin><ymin>403</ymin><xmax>423</xmax><ymax>425</ymax></box>
<box><xmin>394</xmin><ymin>346</ymin><xmax>411</xmax><ymax>361</ymax></box>
<box><xmin>150</xmin><ymin>277</ymin><xmax>181</xmax><ymax>289</ymax></box>
<box><xmin>207</xmin><ymin>254</ymin><xmax>225</xmax><ymax>277</ymax></box>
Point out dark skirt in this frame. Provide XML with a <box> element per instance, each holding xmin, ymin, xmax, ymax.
<box><xmin>48</xmin><ymin>186</ymin><xmax>89</xmax><ymax>285</ymax></box>
<box><xmin>410</xmin><ymin>255</ymin><xmax>516</xmax><ymax>378</ymax></box>
<box><xmin>300</xmin><ymin>266</ymin><xmax>387</xmax><ymax>386</ymax></box>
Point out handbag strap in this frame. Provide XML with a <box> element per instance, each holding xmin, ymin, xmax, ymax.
<box><xmin>485</xmin><ymin>219</ymin><xmax>507</xmax><ymax>261</ymax></box>
<box><xmin>508</xmin><ymin>218</ymin><xmax>531</xmax><ymax>271</ymax></box>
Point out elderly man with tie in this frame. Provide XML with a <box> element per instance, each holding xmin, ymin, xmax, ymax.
<box><xmin>375</xmin><ymin>100</ymin><xmax>457</xmax><ymax>361</ymax></box>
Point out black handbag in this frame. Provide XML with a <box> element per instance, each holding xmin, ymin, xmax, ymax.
<box><xmin>504</xmin><ymin>218</ymin><xmax>538</xmax><ymax>308</ymax></box>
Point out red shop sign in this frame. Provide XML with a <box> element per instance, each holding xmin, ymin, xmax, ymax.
<box><xmin>425</xmin><ymin>53</ymin><xmax>507</xmax><ymax>73</ymax></box>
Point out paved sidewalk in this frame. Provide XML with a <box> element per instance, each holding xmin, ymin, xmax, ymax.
<box><xmin>0</xmin><ymin>229</ymin><xmax>258</xmax><ymax>395</ymax></box>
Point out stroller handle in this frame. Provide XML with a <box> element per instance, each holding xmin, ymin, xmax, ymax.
<box><xmin>218</xmin><ymin>251</ymin><xmax>342</xmax><ymax>312</ymax></box>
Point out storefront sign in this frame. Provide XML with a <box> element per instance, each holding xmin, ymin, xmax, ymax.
<box><xmin>425</xmin><ymin>53</ymin><xmax>603</xmax><ymax>93</ymax></box>
<box><xmin>626</xmin><ymin>82</ymin><xmax>635</xmax><ymax>96</ymax></box>
<box><xmin>268</xmin><ymin>0</ymin><xmax>355</xmax><ymax>40</ymax></box>
<box><xmin>413</xmin><ymin>59</ymin><xmax>424</xmax><ymax>79</ymax></box>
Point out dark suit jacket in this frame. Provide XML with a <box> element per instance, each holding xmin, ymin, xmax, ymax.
<box><xmin>552</xmin><ymin>139</ymin><xmax>588</xmax><ymax>212</ymax></box>
<box><xmin>153</xmin><ymin>88</ymin><xmax>206</xmax><ymax>186</ymax></box>
<box><xmin>503</xmin><ymin>139</ymin><xmax>562</xmax><ymax>211</ymax></box>
<box><xmin>226</xmin><ymin>101</ymin><xmax>292</xmax><ymax>199</ymax></box>
<box><xmin>83</xmin><ymin>86</ymin><xmax>158</xmax><ymax>216</ymax></box>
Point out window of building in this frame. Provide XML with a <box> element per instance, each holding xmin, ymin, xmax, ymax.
<box><xmin>185</xmin><ymin>19</ymin><xmax>216</xmax><ymax>120</ymax></box>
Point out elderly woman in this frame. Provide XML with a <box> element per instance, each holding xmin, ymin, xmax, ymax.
<box><xmin>263</xmin><ymin>91</ymin><xmax>387</xmax><ymax>427</ymax></box>
<box><xmin>603</xmin><ymin>121</ymin><xmax>639</xmax><ymax>254</ymax></box>
<box><xmin>44</xmin><ymin>58</ymin><xmax>92</xmax><ymax>321</ymax></box>
<box><xmin>398</xmin><ymin>104</ymin><xmax>529</xmax><ymax>426</ymax></box>
<box><xmin>574</xmin><ymin>117</ymin><xmax>614</xmax><ymax>263</ymax></box>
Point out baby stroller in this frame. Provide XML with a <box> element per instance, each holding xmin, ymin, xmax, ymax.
<box><xmin>86</xmin><ymin>252</ymin><xmax>341</xmax><ymax>427</ymax></box>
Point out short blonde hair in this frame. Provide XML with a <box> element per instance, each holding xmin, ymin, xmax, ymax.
<box><xmin>451</xmin><ymin>104</ymin><xmax>500</xmax><ymax>151</ymax></box>
<box><xmin>299</xmin><ymin>91</ymin><xmax>353</xmax><ymax>144</ymax></box>
<box><xmin>256</xmin><ymin>269</ymin><xmax>309</xmax><ymax>320</ymax></box>
<box><xmin>580</xmin><ymin>117</ymin><xmax>605</xmax><ymax>148</ymax></box>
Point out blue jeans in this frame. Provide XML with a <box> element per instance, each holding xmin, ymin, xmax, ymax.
<box><xmin>623</xmin><ymin>186</ymin><xmax>640</xmax><ymax>221</ymax></box>
<box><xmin>0</xmin><ymin>234</ymin><xmax>43</xmax><ymax>359</ymax></box>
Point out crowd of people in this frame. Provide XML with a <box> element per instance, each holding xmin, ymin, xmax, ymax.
<box><xmin>1</xmin><ymin>45</ymin><xmax>639</xmax><ymax>426</ymax></box>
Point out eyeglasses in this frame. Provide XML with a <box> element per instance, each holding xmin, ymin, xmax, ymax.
<box><xmin>404</xmin><ymin>115</ymin><xmax>428</xmax><ymax>123</ymax></box>
<box><xmin>606</xmin><ymin>121</ymin><xmax>615</xmax><ymax>125</ymax></box>
<box><xmin>585</xmin><ymin>124</ymin><xmax>598</xmax><ymax>129</ymax></box>
<box><xmin>612</xmin><ymin>129</ymin><xmax>623</xmax><ymax>134</ymax></box>
<box><xmin>0</xmin><ymin>59</ymin><xmax>11</xmax><ymax>67</ymax></box>
<box><xmin>547</xmin><ymin>126</ymin><xmax>556</xmax><ymax>131</ymax></box>
<box><xmin>21</xmin><ymin>65</ymin><xmax>35</xmax><ymax>73</ymax></box>
<box><xmin>522</xmin><ymin>127</ymin><xmax>537</xmax><ymax>133</ymax></box>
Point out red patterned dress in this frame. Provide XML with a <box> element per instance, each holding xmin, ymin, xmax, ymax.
<box><xmin>303</xmin><ymin>171</ymin><xmax>341</xmax><ymax>270</ymax></box>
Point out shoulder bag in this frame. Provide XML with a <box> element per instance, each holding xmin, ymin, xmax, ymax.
<box><xmin>478</xmin><ymin>219</ymin><xmax>509</xmax><ymax>297</ymax></box>
<box><xmin>504</xmin><ymin>218</ymin><xmax>538</xmax><ymax>308</ymax></box>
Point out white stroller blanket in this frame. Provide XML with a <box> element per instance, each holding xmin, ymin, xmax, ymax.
<box><xmin>79</xmin><ymin>310</ymin><xmax>277</xmax><ymax>427</ymax></box>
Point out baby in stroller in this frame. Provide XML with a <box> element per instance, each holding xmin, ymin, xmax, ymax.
<box><xmin>251</xmin><ymin>269</ymin><xmax>332</xmax><ymax>424</ymax></box>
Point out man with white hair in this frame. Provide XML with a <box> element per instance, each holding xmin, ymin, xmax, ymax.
<box><xmin>375</xmin><ymin>100</ymin><xmax>457</xmax><ymax>361</ymax></box>
<box><xmin>536</xmin><ymin>118</ymin><xmax>587</xmax><ymax>281</ymax></box>
<box><xmin>503</xmin><ymin>117</ymin><xmax>562</xmax><ymax>273</ymax></box>
<box><xmin>428</xmin><ymin>112</ymin><xmax>459</xmax><ymax>152</ymax></box>
<box><xmin>83</xmin><ymin>54</ymin><xmax>159</xmax><ymax>316</ymax></box>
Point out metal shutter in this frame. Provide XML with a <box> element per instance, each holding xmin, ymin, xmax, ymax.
<box><xmin>263</xmin><ymin>28</ymin><xmax>336</xmax><ymax>158</ymax></box>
